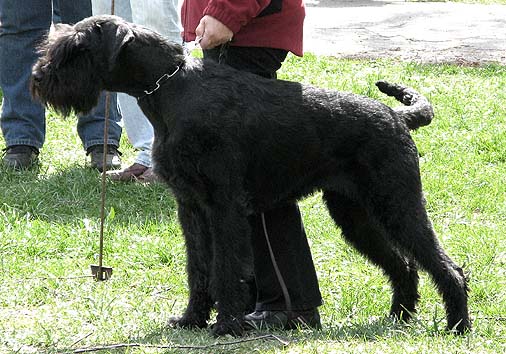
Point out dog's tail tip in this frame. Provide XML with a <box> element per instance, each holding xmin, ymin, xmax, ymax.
<box><xmin>375</xmin><ymin>80</ymin><xmax>434</xmax><ymax>130</ymax></box>
<box><xmin>375</xmin><ymin>80</ymin><xmax>408</xmax><ymax>101</ymax></box>
<box><xmin>375</xmin><ymin>80</ymin><xmax>393</xmax><ymax>91</ymax></box>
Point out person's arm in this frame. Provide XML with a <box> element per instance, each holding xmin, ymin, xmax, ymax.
<box><xmin>196</xmin><ymin>0</ymin><xmax>272</xmax><ymax>49</ymax></box>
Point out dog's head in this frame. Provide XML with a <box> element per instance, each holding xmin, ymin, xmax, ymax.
<box><xmin>31</xmin><ymin>15</ymin><xmax>135</xmax><ymax>115</ymax></box>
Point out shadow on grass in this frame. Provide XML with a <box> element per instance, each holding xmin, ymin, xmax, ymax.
<box><xmin>68</xmin><ymin>317</ymin><xmax>420</xmax><ymax>353</ymax></box>
<box><xmin>322</xmin><ymin>316</ymin><xmax>414</xmax><ymax>339</ymax></box>
<box><xmin>0</xmin><ymin>164</ymin><xmax>177</xmax><ymax>224</ymax></box>
<box><xmin>104</xmin><ymin>326</ymin><xmax>292</xmax><ymax>354</ymax></box>
<box><xmin>55</xmin><ymin>326</ymin><xmax>290</xmax><ymax>353</ymax></box>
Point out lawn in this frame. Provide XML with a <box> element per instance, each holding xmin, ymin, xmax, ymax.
<box><xmin>1</xmin><ymin>55</ymin><xmax>505</xmax><ymax>353</ymax></box>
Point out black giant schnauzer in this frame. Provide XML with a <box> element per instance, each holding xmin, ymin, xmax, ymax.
<box><xmin>31</xmin><ymin>15</ymin><xmax>470</xmax><ymax>336</ymax></box>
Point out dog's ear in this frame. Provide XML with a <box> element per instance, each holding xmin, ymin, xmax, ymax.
<box><xmin>45</xmin><ymin>24</ymin><xmax>91</xmax><ymax>69</ymax></box>
<box><xmin>51</xmin><ymin>23</ymin><xmax>73</xmax><ymax>37</ymax></box>
<box><xmin>102</xmin><ymin>22</ymin><xmax>135</xmax><ymax>71</ymax></box>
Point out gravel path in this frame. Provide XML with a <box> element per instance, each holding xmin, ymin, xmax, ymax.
<box><xmin>304</xmin><ymin>0</ymin><xmax>506</xmax><ymax>65</ymax></box>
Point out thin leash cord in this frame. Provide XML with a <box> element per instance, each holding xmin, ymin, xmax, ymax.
<box><xmin>260</xmin><ymin>213</ymin><xmax>293</xmax><ymax>317</ymax></box>
<box><xmin>97</xmin><ymin>0</ymin><xmax>115</xmax><ymax>280</ymax></box>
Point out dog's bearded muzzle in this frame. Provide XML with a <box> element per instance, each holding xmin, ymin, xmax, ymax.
<box><xmin>30</xmin><ymin>61</ymin><xmax>51</xmax><ymax>102</ymax></box>
<box><xmin>30</xmin><ymin>54</ymin><xmax>102</xmax><ymax>117</ymax></box>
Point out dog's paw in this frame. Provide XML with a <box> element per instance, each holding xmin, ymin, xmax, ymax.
<box><xmin>168</xmin><ymin>314</ymin><xmax>207</xmax><ymax>329</ymax></box>
<box><xmin>211</xmin><ymin>318</ymin><xmax>245</xmax><ymax>337</ymax></box>
<box><xmin>447</xmin><ymin>316</ymin><xmax>472</xmax><ymax>335</ymax></box>
<box><xmin>389</xmin><ymin>304</ymin><xmax>416</xmax><ymax>322</ymax></box>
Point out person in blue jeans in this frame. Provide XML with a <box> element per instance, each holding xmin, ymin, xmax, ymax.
<box><xmin>0</xmin><ymin>0</ymin><xmax>122</xmax><ymax>171</ymax></box>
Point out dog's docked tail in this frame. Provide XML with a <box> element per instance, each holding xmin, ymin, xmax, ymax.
<box><xmin>375</xmin><ymin>81</ymin><xmax>434</xmax><ymax>130</ymax></box>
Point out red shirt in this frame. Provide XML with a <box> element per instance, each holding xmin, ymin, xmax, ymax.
<box><xmin>181</xmin><ymin>0</ymin><xmax>305</xmax><ymax>56</ymax></box>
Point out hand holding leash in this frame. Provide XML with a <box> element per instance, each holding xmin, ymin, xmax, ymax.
<box><xmin>195</xmin><ymin>15</ymin><xmax>233</xmax><ymax>50</ymax></box>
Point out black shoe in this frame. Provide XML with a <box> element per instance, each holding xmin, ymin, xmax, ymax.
<box><xmin>2</xmin><ymin>145</ymin><xmax>40</xmax><ymax>170</ymax></box>
<box><xmin>87</xmin><ymin>144</ymin><xmax>121</xmax><ymax>172</ymax></box>
<box><xmin>244</xmin><ymin>308</ymin><xmax>321</xmax><ymax>330</ymax></box>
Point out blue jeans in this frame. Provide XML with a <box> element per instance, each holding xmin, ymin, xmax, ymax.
<box><xmin>93</xmin><ymin>0</ymin><xmax>180</xmax><ymax>166</ymax></box>
<box><xmin>0</xmin><ymin>0</ymin><xmax>122</xmax><ymax>151</ymax></box>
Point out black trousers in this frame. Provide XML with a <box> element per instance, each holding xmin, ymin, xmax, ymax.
<box><xmin>204</xmin><ymin>45</ymin><xmax>322</xmax><ymax>311</ymax></box>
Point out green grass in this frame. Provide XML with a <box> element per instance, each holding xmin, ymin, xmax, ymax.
<box><xmin>1</xmin><ymin>56</ymin><xmax>505</xmax><ymax>353</ymax></box>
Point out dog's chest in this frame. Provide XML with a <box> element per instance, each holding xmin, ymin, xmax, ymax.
<box><xmin>151</xmin><ymin>136</ymin><xmax>210</xmax><ymax>200</ymax></box>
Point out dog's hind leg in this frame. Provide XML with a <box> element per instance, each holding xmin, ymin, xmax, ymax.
<box><xmin>169</xmin><ymin>201</ymin><xmax>214</xmax><ymax>329</ymax></box>
<box><xmin>363</xmin><ymin>157</ymin><xmax>471</xmax><ymax>334</ymax></box>
<box><xmin>380</xmin><ymin>203</ymin><xmax>470</xmax><ymax>334</ymax></box>
<box><xmin>322</xmin><ymin>190</ymin><xmax>420</xmax><ymax>322</ymax></box>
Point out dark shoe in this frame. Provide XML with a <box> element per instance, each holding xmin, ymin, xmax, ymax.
<box><xmin>244</xmin><ymin>308</ymin><xmax>321</xmax><ymax>330</ymax></box>
<box><xmin>87</xmin><ymin>144</ymin><xmax>121</xmax><ymax>172</ymax></box>
<box><xmin>2</xmin><ymin>145</ymin><xmax>39</xmax><ymax>170</ymax></box>
<box><xmin>107</xmin><ymin>163</ymin><xmax>148</xmax><ymax>181</ymax></box>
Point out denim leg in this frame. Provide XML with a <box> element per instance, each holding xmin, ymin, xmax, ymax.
<box><xmin>0</xmin><ymin>0</ymin><xmax>52</xmax><ymax>149</ymax></box>
<box><xmin>91</xmin><ymin>0</ymin><xmax>132</xmax><ymax>20</ymax></box>
<box><xmin>61</xmin><ymin>1</ymin><xmax>122</xmax><ymax>149</ymax></box>
<box><xmin>131</xmin><ymin>0</ymin><xmax>181</xmax><ymax>43</ymax></box>
<box><xmin>118</xmin><ymin>93</ymin><xmax>154</xmax><ymax>167</ymax></box>
<box><xmin>58</xmin><ymin>0</ymin><xmax>92</xmax><ymax>24</ymax></box>
<box><xmin>76</xmin><ymin>91</ymin><xmax>122</xmax><ymax>150</ymax></box>
<box><xmin>86</xmin><ymin>0</ymin><xmax>127</xmax><ymax>153</ymax></box>
<box><xmin>53</xmin><ymin>0</ymin><xmax>62</xmax><ymax>23</ymax></box>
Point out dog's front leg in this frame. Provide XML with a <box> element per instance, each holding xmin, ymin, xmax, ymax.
<box><xmin>169</xmin><ymin>201</ymin><xmax>214</xmax><ymax>329</ymax></box>
<box><xmin>208</xmin><ymin>203</ymin><xmax>252</xmax><ymax>337</ymax></box>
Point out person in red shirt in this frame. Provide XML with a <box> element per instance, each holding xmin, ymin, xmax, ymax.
<box><xmin>182</xmin><ymin>0</ymin><xmax>304</xmax><ymax>56</ymax></box>
<box><xmin>181</xmin><ymin>0</ymin><xmax>323</xmax><ymax>329</ymax></box>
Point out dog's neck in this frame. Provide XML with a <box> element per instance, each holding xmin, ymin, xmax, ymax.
<box><xmin>105</xmin><ymin>39</ymin><xmax>187</xmax><ymax>100</ymax></box>
<box><xmin>135</xmin><ymin>64</ymin><xmax>182</xmax><ymax>101</ymax></box>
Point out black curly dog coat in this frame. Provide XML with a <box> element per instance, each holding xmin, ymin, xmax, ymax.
<box><xmin>31</xmin><ymin>15</ymin><xmax>470</xmax><ymax>336</ymax></box>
